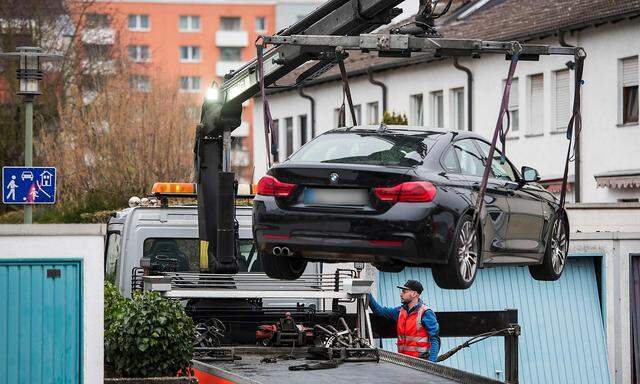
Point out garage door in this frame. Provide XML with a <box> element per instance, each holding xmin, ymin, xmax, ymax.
<box><xmin>378</xmin><ymin>257</ymin><xmax>609</xmax><ymax>384</ymax></box>
<box><xmin>0</xmin><ymin>260</ymin><xmax>82</xmax><ymax>384</ymax></box>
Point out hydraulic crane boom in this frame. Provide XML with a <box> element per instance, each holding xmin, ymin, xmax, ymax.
<box><xmin>195</xmin><ymin>0</ymin><xmax>585</xmax><ymax>274</ymax></box>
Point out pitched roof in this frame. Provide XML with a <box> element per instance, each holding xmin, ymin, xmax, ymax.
<box><xmin>269</xmin><ymin>0</ymin><xmax>640</xmax><ymax>92</ymax></box>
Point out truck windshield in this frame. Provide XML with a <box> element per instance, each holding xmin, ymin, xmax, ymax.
<box><xmin>143</xmin><ymin>238</ymin><xmax>261</xmax><ymax>273</ymax></box>
<box><xmin>288</xmin><ymin>132</ymin><xmax>437</xmax><ymax>167</ymax></box>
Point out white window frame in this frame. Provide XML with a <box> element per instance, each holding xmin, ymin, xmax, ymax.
<box><xmin>504</xmin><ymin>78</ymin><xmax>520</xmax><ymax>135</ymax></box>
<box><xmin>410</xmin><ymin>94</ymin><xmax>424</xmax><ymax>126</ymax></box>
<box><xmin>179</xmin><ymin>76</ymin><xmax>201</xmax><ymax>93</ymax></box>
<box><xmin>552</xmin><ymin>69</ymin><xmax>571</xmax><ymax>132</ymax></box>
<box><xmin>179</xmin><ymin>46</ymin><xmax>201</xmax><ymax>63</ymax></box>
<box><xmin>527</xmin><ymin>73</ymin><xmax>544</xmax><ymax>136</ymax></box>
<box><xmin>128</xmin><ymin>45</ymin><xmax>150</xmax><ymax>62</ymax></box>
<box><xmin>430</xmin><ymin>91</ymin><xmax>443</xmax><ymax>127</ymax></box>
<box><xmin>255</xmin><ymin>16</ymin><xmax>266</xmax><ymax>32</ymax></box>
<box><xmin>179</xmin><ymin>15</ymin><xmax>201</xmax><ymax>32</ymax></box>
<box><xmin>619</xmin><ymin>56</ymin><xmax>639</xmax><ymax>125</ymax></box>
<box><xmin>128</xmin><ymin>14</ymin><xmax>150</xmax><ymax>31</ymax></box>
<box><xmin>130</xmin><ymin>75</ymin><xmax>150</xmax><ymax>92</ymax></box>
<box><xmin>366</xmin><ymin>101</ymin><xmax>379</xmax><ymax>124</ymax></box>
<box><xmin>451</xmin><ymin>87</ymin><xmax>465</xmax><ymax>131</ymax></box>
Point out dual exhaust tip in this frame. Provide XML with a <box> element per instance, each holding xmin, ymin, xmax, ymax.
<box><xmin>272</xmin><ymin>246</ymin><xmax>292</xmax><ymax>256</ymax></box>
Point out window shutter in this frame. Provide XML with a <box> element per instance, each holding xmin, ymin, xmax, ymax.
<box><xmin>529</xmin><ymin>74</ymin><xmax>544</xmax><ymax>135</ymax></box>
<box><xmin>555</xmin><ymin>70</ymin><xmax>570</xmax><ymax>130</ymax></box>
<box><xmin>623</xmin><ymin>57</ymin><xmax>639</xmax><ymax>87</ymax></box>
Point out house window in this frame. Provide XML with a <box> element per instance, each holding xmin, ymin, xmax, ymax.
<box><xmin>349</xmin><ymin>104</ymin><xmax>361</xmax><ymax>126</ymax></box>
<box><xmin>528</xmin><ymin>74</ymin><xmax>544</xmax><ymax>135</ymax></box>
<box><xmin>285</xmin><ymin>117</ymin><xmax>294</xmax><ymax>157</ymax></box>
<box><xmin>410</xmin><ymin>94</ymin><xmax>424</xmax><ymax>126</ymax></box>
<box><xmin>180</xmin><ymin>46</ymin><xmax>201</xmax><ymax>62</ymax></box>
<box><xmin>220</xmin><ymin>17</ymin><xmax>241</xmax><ymax>31</ymax></box>
<box><xmin>451</xmin><ymin>88</ymin><xmax>465</xmax><ymax>131</ymax></box>
<box><xmin>128</xmin><ymin>14</ymin><xmax>149</xmax><ymax>31</ymax></box>
<box><xmin>554</xmin><ymin>69</ymin><xmax>571</xmax><ymax>131</ymax></box>
<box><xmin>84</xmin><ymin>44</ymin><xmax>111</xmax><ymax>60</ymax></box>
<box><xmin>367</xmin><ymin>102</ymin><xmax>379</xmax><ymax>124</ymax></box>
<box><xmin>430</xmin><ymin>91</ymin><xmax>443</xmax><ymax>127</ymax></box>
<box><xmin>179</xmin><ymin>15</ymin><xmax>200</xmax><ymax>32</ymax></box>
<box><xmin>130</xmin><ymin>75</ymin><xmax>150</xmax><ymax>92</ymax></box>
<box><xmin>179</xmin><ymin>76</ymin><xmax>201</xmax><ymax>92</ymax></box>
<box><xmin>255</xmin><ymin>16</ymin><xmax>266</xmax><ymax>32</ymax></box>
<box><xmin>86</xmin><ymin>13</ymin><xmax>109</xmax><ymax>29</ymax></box>
<box><xmin>334</xmin><ymin>108</ymin><xmax>343</xmax><ymax>127</ymax></box>
<box><xmin>621</xmin><ymin>56</ymin><xmax>639</xmax><ymax>124</ymax></box>
<box><xmin>299</xmin><ymin>115</ymin><xmax>308</xmax><ymax>145</ymax></box>
<box><xmin>505</xmin><ymin>78</ymin><xmax>519</xmax><ymax>132</ymax></box>
<box><xmin>272</xmin><ymin>119</ymin><xmax>279</xmax><ymax>162</ymax></box>
<box><xmin>128</xmin><ymin>45</ymin><xmax>150</xmax><ymax>62</ymax></box>
<box><xmin>220</xmin><ymin>47</ymin><xmax>241</xmax><ymax>62</ymax></box>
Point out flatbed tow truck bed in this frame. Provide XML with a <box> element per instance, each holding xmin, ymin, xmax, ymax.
<box><xmin>192</xmin><ymin>347</ymin><xmax>503</xmax><ymax>384</ymax></box>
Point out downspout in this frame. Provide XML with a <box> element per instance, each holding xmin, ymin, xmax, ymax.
<box><xmin>298</xmin><ymin>87</ymin><xmax>316</xmax><ymax>138</ymax></box>
<box><xmin>367</xmin><ymin>68</ymin><xmax>387</xmax><ymax>114</ymax></box>
<box><xmin>453</xmin><ymin>57</ymin><xmax>473</xmax><ymax>132</ymax></box>
<box><xmin>559</xmin><ymin>29</ymin><xmax>581</xmax><ymax>203</ymax></box>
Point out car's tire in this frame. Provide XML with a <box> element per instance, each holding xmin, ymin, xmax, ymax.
<box><xmin>529</xmin><ymin>213</ymin><xmax>569</xmax><ymax>281</ymax></box>
<box><xmin>261</xmin><ymin>251</ymin><xmax>307</xmax><ymax>280</ymax></box>
<box><xmin>432</xmin><ymin>215</ymin><xmax>479</xmax><ymax>290</ymax></box>
<box><xmin>373</xmin><ymin>262</ymin><xmax>405</xmax><ymax>273</ymax></box>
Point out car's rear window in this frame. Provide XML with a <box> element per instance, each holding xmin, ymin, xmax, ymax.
<box><xmin>288</xmin><ymin>132</ymin><xmax>436</xmax><ymax>167</ymax></box>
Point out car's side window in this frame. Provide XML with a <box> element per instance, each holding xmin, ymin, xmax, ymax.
<box><xmin>473</xmin><ymin>140</ymin><xmax>517</xmax><ymax>182</ymax></box>
<box><xmin>452</xmin><ymin>139</ymin><xmax>485</xmax><ymax>177</ymax></box>
<box><xmin>442</xmin><ymin>147</ymin><xmax>461</xmax><ymax>173</ymax></box>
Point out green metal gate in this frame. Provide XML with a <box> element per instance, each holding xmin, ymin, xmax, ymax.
<box><xmin>0</xmin><ymin>260</ymin><xmax>82</xmax><ymax>384</ymax></box>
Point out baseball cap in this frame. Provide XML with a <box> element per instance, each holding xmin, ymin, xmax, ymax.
<box><xmin>397</xmin><ymin>280</ymin><xmax>423</xmax><ymax>294</ymax></box>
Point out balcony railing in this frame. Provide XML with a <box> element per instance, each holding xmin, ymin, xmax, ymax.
<box><xmin>82</xmin><ymin>28</ymin><xmax>116</xmax><ymax>45</ymax></box>
<box><xmin>215</xmin><ymin>31</ymin><xmax>248</xmax><ymax>47</ymax></box>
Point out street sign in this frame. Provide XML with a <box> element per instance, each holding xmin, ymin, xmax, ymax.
<box><xmin>2</xmin><ymin>166</ymin><xmax>56</xmax><ymax>204</ymax></box>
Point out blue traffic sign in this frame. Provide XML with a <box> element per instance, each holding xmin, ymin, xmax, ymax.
<box><xmin>2</xmin><ymin>167</ymin><xmax>56</xmax><ymax>204</ymax></box>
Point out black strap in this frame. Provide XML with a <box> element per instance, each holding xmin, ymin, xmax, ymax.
<box><xmin>338</xmin><ymin>60</ymin><xmax>357</xmax><ymax>126</ymax></box>
<box><xmin>471</xmin><ymin>46</ymin><xmax>520</xmax><ymax>229</ymax></box>
<box><xmin>289</xmin><ymin>359</ymin><xmax>341</xmax><ymax>371</ymax></box>
<box><xmin>559</xmin><ymin>50</ymin><xmax>586</xmax><ymax>210</ymax></box>
<box><xmin>256</xmin><ymin>40</ymin><xmax>275</xmax><ymax>167</ymax></box>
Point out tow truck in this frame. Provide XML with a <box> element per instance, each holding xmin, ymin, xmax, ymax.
<box><xmin>126</xmin><ymin>0</ymin><xmax>586</xmax><ymax>382</ymax></box>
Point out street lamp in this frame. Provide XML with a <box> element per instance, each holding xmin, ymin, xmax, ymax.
<box><xmin>0</xmin><ymin>47</ymin><xmax>62</xmax><ymax>223</ymax></box>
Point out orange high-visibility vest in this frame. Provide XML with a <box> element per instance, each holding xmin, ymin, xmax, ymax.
<box><xmin>397</xmin><ymin>304</ymin><xmax>431</xmax><ymax>358</ymax></box>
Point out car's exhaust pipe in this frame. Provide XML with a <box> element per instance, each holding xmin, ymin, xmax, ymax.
<box><xmin>272</xmin><ymin>246</ymin><xmax>282</xmax><ymax>256</ymax></box>
<box><xmin>281</xmin><ymin>247</ymin><xmax>291</xmax><ymax>256</ymax></box>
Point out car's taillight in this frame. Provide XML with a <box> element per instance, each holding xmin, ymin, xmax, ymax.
<box><xmin>374</xmin><ymin>181</ymin><xmax>436</xmax><ymax>203</ymax></box>
<box><xmin>257</xmin><ymin>175</ymin><xmax>297</xmax><ymax>197</ymax></box>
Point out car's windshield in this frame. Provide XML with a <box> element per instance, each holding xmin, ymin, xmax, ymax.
<box><xmin>288</xmin><ymin>132</ymin><xmax>437</xmax><ymax>167</ymax></box>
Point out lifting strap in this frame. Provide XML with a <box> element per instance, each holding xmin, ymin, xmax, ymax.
<box><xmin>559</xmin><ymin>49</ymin><xmax>587</xmax><ymax>211</ymax></box>
<box><xmin>471</xmin><ymin>43</ymin><xmax>521</xmax><ymax>230</ymax></box>
<box><xmin>338</xmin><ymin>60</ymin><xmax>358</xmax><ymax>126</ymax></box>
<box><xmin>256</xmin><ymin>40</ymin><xmax>276</xmax><ymax>167</ymax></box>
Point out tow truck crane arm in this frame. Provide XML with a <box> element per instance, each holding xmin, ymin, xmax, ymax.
<box><xmin>195</xmin><ymin>0</ymin><xmax>585</xmax><ymax>274</ymax></box>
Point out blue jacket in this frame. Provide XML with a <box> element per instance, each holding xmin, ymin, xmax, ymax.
<box><xmin>368</xmin><ymin>293</ymin><xmax>440</xmax><ymax>362</ymax></box>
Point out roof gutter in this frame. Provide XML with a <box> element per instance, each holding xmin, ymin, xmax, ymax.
<box><xmin>452</xmin><ymin>57</ymin><xmax>473</xmax><ymax>132</ymax></box>
<box><xmin>559</xmin><ymin>29</ymin><xmax>581</xmax><ymax>203</ymax></box>
<box><xmin>367</xmin><ymin>68</ymin><xmax>387</xmax><ymax>113</ymax></box>
<box><xmin>298</xmin><ymin>87</ymin><xmax>316</xmax><ymax>138</ymax></box>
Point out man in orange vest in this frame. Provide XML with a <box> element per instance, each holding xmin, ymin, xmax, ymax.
<box><xmin>368</xmin><ymin>280</ymin><xmax>440</xmax><ymax>362</ymax></box>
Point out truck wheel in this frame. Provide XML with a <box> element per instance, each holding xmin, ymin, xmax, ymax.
<box><xmin>261</xmin><ymin>252</ymin><xmax>307</xmax><ymax>280</ymax></box>
<box><xmin>529</xmin><ymin>214</ymin><xmax>569</xmax><ymax>281</ymax></box>
<box><xmin>432</xmin><ymin>215</ymin><xmax>479</xmax><ymax>290</ymax></box>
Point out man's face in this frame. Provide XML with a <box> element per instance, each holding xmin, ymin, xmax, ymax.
<box><xmin>400</xmin><ymin>288</ymin><xmax>418</xmax><ymax>304</ymax></box>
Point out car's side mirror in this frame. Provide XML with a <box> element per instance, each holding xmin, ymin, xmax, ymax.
<box><xmin>521</xmin><ymin>166</ymin><xmax>540</xmax><ymax>183</ymax></box>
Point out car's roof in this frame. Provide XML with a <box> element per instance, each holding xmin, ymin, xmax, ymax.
<box><xmin>325</xmin><ymin>125</ymin><xmax>484</xmax><ymax>140</ymax></box>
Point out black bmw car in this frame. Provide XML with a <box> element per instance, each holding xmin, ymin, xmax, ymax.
<box><xmin>253</xmin><ymin>125</ymin><xmax>569</xmax><ymax>289</ymax></box>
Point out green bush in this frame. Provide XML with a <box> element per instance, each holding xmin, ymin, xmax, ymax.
<box><xmin>382</xmin><ymin>110</ymin><xmax>408</xmax><ymax>125</ymax></box>
<box><xmin>104</xmin><ymin>286</ymin><xmax>195</xmax><ymax>378</ymax></box>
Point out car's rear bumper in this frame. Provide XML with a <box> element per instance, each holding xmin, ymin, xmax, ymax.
<box><xmin>253</xmin><ymin>196</ymin><xmax>456</xmax><ymax>265</ymax></box>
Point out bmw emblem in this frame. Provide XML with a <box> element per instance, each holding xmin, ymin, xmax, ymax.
<box><xmin>329</xmin><ymin>172</ymin><xmax>339</xmax><ymax>184</ymax></box>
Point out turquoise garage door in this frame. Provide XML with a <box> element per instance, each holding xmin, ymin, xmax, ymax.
<box><xmin>0</xmin><ymin>260</ymin><xmax>82</xmax><ymax>384</ymax></box>
<box><xmin>378</xmin><ymin>257</ymin><xmax>609</xmax><ymax>384</ymax></box>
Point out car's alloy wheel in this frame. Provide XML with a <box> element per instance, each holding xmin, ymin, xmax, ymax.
<box><xmin>550</xmin><ymin>218</ymin><xmax>568</xmax><ymax>275</ymax></box>
<box><xmin>529</xmin><ymin>213</ymin><xmax>570</xmax><ymax>281</ymax></box>
<box><xmin>458</xmin><ymin>221</ymin><xmax>478</xmax><ymax>283</ymax></box>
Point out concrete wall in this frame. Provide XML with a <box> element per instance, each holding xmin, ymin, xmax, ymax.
<box><xmin>0</xmin><ymin>224</ymin><xmax>105</xmax><ymax>384</ymax></box>
<box><xmin>252</xmin><ymin>18</ymin><xmax>640</xmax><ymax>203</ymax></box>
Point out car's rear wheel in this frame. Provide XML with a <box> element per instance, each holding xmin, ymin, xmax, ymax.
<box><xmin>372</xmin><ymin>262</ymin><xmax>405</xmax><ymax>273</ymax></box>
<box><xmin>261</xmin><ymin>251</ymin><xmax>307</xmax><ymax>280</ymax></box>
<box><xmin>432</xmin><ymin>215</ymin><xmax>479</xmax><ymax>290</ymax></box>
<box><xmin>529</xmin><ymin>213</ymin><xmax>569</xmax><ymax>281</ymax></box>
